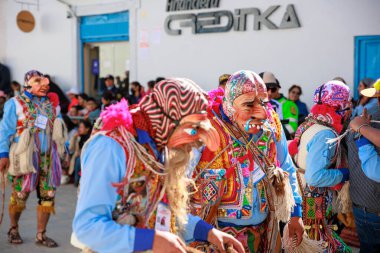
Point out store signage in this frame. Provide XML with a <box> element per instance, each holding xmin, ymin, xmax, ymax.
<box><xmin>16</xmin><ymin>10</ymin><xmax>35</xmax><ymax>33</ymax></box>
<box><xmin>165</xmin><ymin>4</ymin><xmax>300</xmax><ymax>35</ymax></box>
<box><xmin>166</xmin><ymin>0</ymin><xmax>220</xmax><ymax>12</ymax></box>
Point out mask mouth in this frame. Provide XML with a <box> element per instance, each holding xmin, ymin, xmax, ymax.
<box><xmin>244</xmin><ymin>119</ymin><xmax>265</xmax><ymax>132</ymax></box>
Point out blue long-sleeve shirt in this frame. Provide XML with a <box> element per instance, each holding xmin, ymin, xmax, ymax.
<box><xmin>351</xmin><ymin>98</ymin><xmax>379</xmax><ymax>119</ymax></box>
<box><xmin>356</xmin><ymin>137</ymin><xmax>380</xmax><ymax>182</ymax></box>
<box><xmin>304</xmin><ymin>130</ymin><xmax>346</xmax><ymax>187</ymax></box>
<box><xmin>0</xmin><ymin>92</ymin><xmax>50</xmax><ymax>158</ymax></box>
<box><xmin>73</xmin><ymin>133</ymin><xmax>212</xmax><ymax>253</ymax></box>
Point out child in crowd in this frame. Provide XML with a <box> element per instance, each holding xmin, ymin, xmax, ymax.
<box><xmin>69</xmin><ymin>120</ymin><xmax>92</xmax><ymax>187</ymax></box>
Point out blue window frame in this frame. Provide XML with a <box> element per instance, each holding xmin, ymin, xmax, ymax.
<box><xmin>80</xmin><ymin>11</ymin><xmax>129</xmax><ymax>42</ymax></box>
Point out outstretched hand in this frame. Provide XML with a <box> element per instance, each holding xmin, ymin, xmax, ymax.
<box><xmin>207</xmin><ymin>228</ymin><xmax>245</xmax><ymax>253</ymax></box>
<box><xmin>152</xmin><ymin>230</ymin><xmax>187</xmax><ymax>253</ymax></box>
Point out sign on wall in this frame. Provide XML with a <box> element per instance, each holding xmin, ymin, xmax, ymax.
<box><xmin>165</xmin><ymin>2</ymin><xmax>301</xmax><ymax>35</ymax></box>
<box><xmin>16</xmin><ymin>10</ymin><xmax>35</xmax><ymax>33</ymax></box>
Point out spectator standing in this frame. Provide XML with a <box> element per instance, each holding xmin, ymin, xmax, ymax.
<box><xmin>347</xmin><ymin>79</ymin><xmax>380</xmax><ymax>252</ymax></box>
<box><xmin>104</xmin><ymin>75</ymin><xmax>117</xmax><ymax>94</ymax></box>
<box><xmin>288</xmin><ymin>85</ymin><xmax>309</xmax><ymax>125</ymax></box>
<box><xmin>260</xmin><ymin>71</ymin><xmax>298</xmax><ymax>139</ymax></box>
<box><xmin>77</xmin><ymin>93</ymin><xmax>89</xmax><ymax>115</ymax></box>
<box><xmin>146</xmin><ymin>80</ymin><xmax>155</xmax><ymax>95</ymax></box>
<box><xmin>352</xmin><ymin>78</ymin><xmax>378</xmax><ymax>118</ymax></box>
<box><xmin>69</xmin><ymin>120</ymin><xmax>92</xmax><ymax>187</ymax></box>
<box><xmin>101</xmin><ymin>91</ymin><xmax>115</xmax><ymax>111</ymax></box>
<box><xmin>218</xmin><ymin>74</ymin><xmax>230</xmax><ymax>89</ymax></box>
<box><xmin>84</xmin><ymin>97</ymin><xmax>101</xmax><ymax>124</ymax></box>
<box><xmin>0</xmin><ymin>90</ymin><xmax>6</xmax><ymax>120</ymax></box>
<box><xmin>0</xmin><ymin>62</ymin><xmax>11</xmax><ymax>92</ymax></box>
<box><xmin>115</xmin><ymin>76</ymin><xmax>123</xmax><ymax>88</ymax></box>
<box><xmin>66</xmin><ymin>87</ymin><xmax>80</xmax><ymax>111</ymax></box>
<box><xmin>155</xmin><ymin>76</ymin><xmax>165</xmax><ymax>84</ymax></box>
<box><xmin>9</xmin><ymin>81</ymin><xmax>21</xmax><ymax>98</ymax></box>
<box><xmin>44</xmin><ymin>75</ymin><xmax>70</xmax><ymax>114</ymax></box>
<box><xmin>128</xmin><ymin>81</ymin><xmax>144</xmax><ymax>105</ymax></box>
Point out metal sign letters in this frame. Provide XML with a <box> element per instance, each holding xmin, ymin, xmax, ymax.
<box><xmin>164</xmin><ymin>4</ymin><xmax>301</xmax><ymax>35</ymax></box>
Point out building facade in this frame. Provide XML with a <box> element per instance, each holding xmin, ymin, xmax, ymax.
<box><xmin>1</xmin><ymin>0</ymin><xmax>380</xmax><ymax>103</ymax></box>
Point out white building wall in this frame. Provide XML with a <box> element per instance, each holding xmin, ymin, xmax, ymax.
<box><xmin>136</xmin><ymin>0</ymin><xmax>380</xmax><ymax>105</ymax></box>
<box><xmin>4</xmin><ymin>0</ymin><xmax>77</xmax><ymax>90</ymax></box>
<box><xmin>0</xmin><ymin>0</ymin><xmax>8</xmax><ymax>62</ymax></box>
<box><xmin>2</xmin><ymin>0</ymin><xmax>380</xmax><ymax>105</ymax></box>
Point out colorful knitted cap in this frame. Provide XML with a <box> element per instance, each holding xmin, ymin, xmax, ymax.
<box><xmin>222</xmin><ymin>70</ymin><xmax>267</xmax><ymax>119</ymax></box>
<box><xmin>313</xmin><ymin>80</ymin><xmax>350</xmax><ymax>110</ymax></box>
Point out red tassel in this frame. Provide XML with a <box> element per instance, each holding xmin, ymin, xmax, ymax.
<box><xmin>288</xmin><ymin>138</ymin><xmax>299</xmax><ymax>157</ymax></box>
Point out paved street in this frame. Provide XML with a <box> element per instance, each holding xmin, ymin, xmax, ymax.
<box><xmin>0</xmin><ymin>184</ymin><xmax>79</xmax><ymax>253</ymax></box>
<box><xmin>0</xmin><ymin>184</ymin><xmax>360</xmax><ymax>253</ymax></box>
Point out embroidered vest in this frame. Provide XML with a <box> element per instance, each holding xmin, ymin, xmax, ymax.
<box><xmin>14</xmin><ymin>95</ymin><xmax>55</xmax><ymax>138</ymax></box>
<box><xmin>192</xmin><ymin>109</ymin><xmax>281</xmax><ymax>222</ymax></box>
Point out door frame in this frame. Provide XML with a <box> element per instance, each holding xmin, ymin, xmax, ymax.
<box><xmin>80</xmin><ymin>11</ymin><xmax>130</xmax><ymax>94</ymax></box>
<box><xmin>354</xmin><ymin>35</ymin><xmax>380</xmax><ymax>99</ymax></box>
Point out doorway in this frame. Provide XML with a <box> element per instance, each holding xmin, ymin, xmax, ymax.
<box><xmin>354</xmin><ymin>35</ymin><xmax>380</xmax><ymax>99</ymax></box>
<box><xmin>83</xmin><ymin>41</ymin><xmax>130</xmax><ymax>97</ymax></box>
<box><xmin>80</xmin><ymin>11</ymin><xmax>130</xmax><ymax>97</ymax></box>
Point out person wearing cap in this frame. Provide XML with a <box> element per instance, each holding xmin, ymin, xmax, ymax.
<box><xmin>72</xmin><ymin>78</ymin><xmax>244</xmax><ymax>253</ymax></box>
<box><xmin>0</xmin><ymin>90</ymin><xmax>7</xmax><ymax>120</ymax></box>
<box><xmin>351</xmin><ymin>77</ymin><xmax>379</xmax><ymax>118</ymax></box>
<box><xmin>260</xmin><ymin>72</ymin><xmax>299</xmax><ymax>139</ymax></box>
<box><xmin>0</xmin><ymin>70</ymin><xmax>67</xmax><ymax>247</ymax></box>
<box><xmin>288</xmin><ymin>80</ymin><xmax>352</xmax><ymax>252</ymax></box>
<box><xmin>105</xmin><ymin>74</ymin><xmax>118</xmax><ymax>94</ymax></box>
<box><xmin>347</xmin><ymin>78</ymin><xmax>380</xmax><ymax>252</ymax></box>
<box><xmin>218</xmin><ymin>74</ymin><xmax>230</xmax><ymax>90</ymax></box>
<box><xmin>66</xmin><ymin>87</ymin><xmax>80</xmax><ymax>111</ymax></box>
<box><xmin>191</xmin><ymin>70</ymin><xmax>304</xmax><ymax>252</ymax></box>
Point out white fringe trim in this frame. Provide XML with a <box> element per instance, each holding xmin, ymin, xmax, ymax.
<box><xmin>52</xmin><ymin>118</ymin><xmax>68</xmax><ymax>158</ymax></box>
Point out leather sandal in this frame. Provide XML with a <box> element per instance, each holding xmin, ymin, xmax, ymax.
<box><xmin>35</xmin><ymin>230</ymin><xmax>58</xmax><ymax>248</ymax></box>
<box><xmin>8</xmin><ymin>226</ymin><xmax>23</xmax><ymax>244</ymax></box>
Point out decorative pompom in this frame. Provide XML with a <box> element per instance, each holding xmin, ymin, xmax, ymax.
<box><xmin>288</xmin><ymin>138</ymin><xmax>299</xmax><ymax>157</ymax></box>
<box><xmin>47</xmin><ymin>92</ymin><xmax>60</xmax><ymax>108</ymax></box>
<box><xmin>207</xmin><ymin>88</ymin><xmax>224</xmax><ymax>112</ymax></box>
<box><xmin>100</xmin><ymin>99</ymin><xmax>133</xmax><ymax>132</ymax></box>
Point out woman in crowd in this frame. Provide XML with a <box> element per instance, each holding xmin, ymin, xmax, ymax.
<box><xmin>101</xmin><ymin>91</ymin><xmax>115</xmax><ymax>111</ymax></box>
<box><xmin>77</xmin><ymin>93</ymin><xmax>89</xmax><ymax>115</ymax></box>
<box><xmin>288</xmin><ymin>84</ymin><xmax>309</xmax><ymax>125</ymax></box>
<box><xmin>352</xmin><ymin>78</ymin><xmax>378</xmax><ymax>118</ymax></box>
<box><xmin>84</xmin><ymin>97</ymin><xmax>101</xmax><ymax>124</ymax></box>
<box><xmin>69</xmin><ymin>120</ymin><xmax>92</xmax><ymax>187</ymax></box>
<box><xmin>128</xmin><ymin>81</ymin><xmax>144</xmax><ymax>105</ymax></box>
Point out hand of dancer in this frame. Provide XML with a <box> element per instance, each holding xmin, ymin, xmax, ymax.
<box><xmin>350</xmin><ymin>108</ymin><xmax>371</xmax><ymax>132</ymax></box>
<box><xmin>288</xmin><ymin>216</ymin><xmax>305</xmax><ymax>247</ymax></box>
<box><xmin>0</xmin><ymin>158</ymin><xmax>9</xmax><ymax>172</ymax></box>
<box><xmin>207</xmin><ymin>228</ymin><xmax>245</xmax><ymax>253</ymax></box>
<box><xmin>152</xmin><ymin>230</ymin><xmax>187</xmax><ymax>253</ymax></box>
